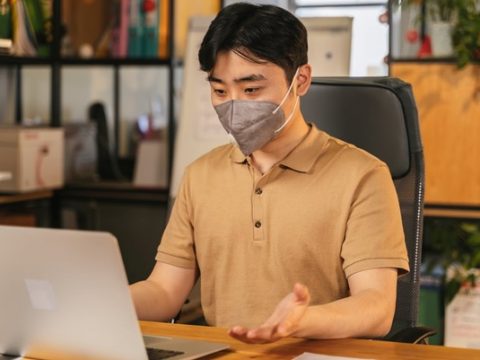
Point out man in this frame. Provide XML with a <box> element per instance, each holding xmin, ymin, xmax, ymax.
<box><xmin>131</xmin><ymin>3</ymin><xmax>409</xmax><ymax>344</ymax></box>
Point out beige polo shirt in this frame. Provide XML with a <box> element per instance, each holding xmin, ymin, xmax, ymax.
<box><xmin>156</xmin><ymin>124</ymin><xmax>409</xmax><ymax>328</ymax></box>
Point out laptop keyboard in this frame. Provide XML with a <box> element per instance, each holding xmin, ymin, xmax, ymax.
<box><xmin>146</xmin><ymin>347</ymin><xmax>185</xmax><ymax>359</ymax></box>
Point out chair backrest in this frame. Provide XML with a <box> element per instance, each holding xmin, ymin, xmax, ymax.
<box><xmin>301</xmin><ymin>77</ymin><xmax>424</xmax><ymax>335</ymax></box>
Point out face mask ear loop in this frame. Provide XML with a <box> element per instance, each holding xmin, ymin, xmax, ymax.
<box><xmin>274</xmin><ymin>95</ymin><xmax>299</xmax><ymax>134</ymax></box>
<box><xmin>272</xmin><ymin>68</ymin><xmax>300</xmax><ymax>115</ymax></box>
<box><xmin>227</xmin><ymin>133</ymin><xmax>237</xmax><ymax>145</ymax></box>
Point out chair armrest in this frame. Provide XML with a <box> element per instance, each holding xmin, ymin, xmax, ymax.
<box><xmin>385</xmin><ymin>326</ymin><xmax>437</xmax><ymax>344</ymax></box>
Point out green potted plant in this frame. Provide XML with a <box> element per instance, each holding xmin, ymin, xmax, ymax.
<box><xmin>429</xmin><ymin>221</ymin><xmax>480</xmax><ymax>348</ymax></box>
<box><xmin>403</xmin><ymin>0</ymin><xmax>480</xmax><ymax>66</ymax></box>
<box><xmin>403</xmin><ymin>0</ymin><xmax>459</xmax><ymax>56</ymax></box>
<box><xmin>421</xmin><ymin>219</ymin><xmax>480</xmax><ymax>346</ymax></box>
<box><xmin>424</xmin><ymin>0</ymin><xmax>461</xmax><ymax>21</ymax></box>
<box><xmin>452</xmin><ymin>1</ymin><xmax>480</xmax><ymax>67</ymax></box>
<box><xmin>428</xmin><ymin>0</ymin><xmax>459</xmax><ymax>57</ymax></box>
<box><xmin>424</xmin><ymin>219</ymin><xmax>480</xmax><ymax>305</ymax></box>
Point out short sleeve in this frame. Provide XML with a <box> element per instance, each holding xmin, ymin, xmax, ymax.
<box><xmin>341</xmin><ymin>164</ymin><xmax>410</xmax><ymax>278</ymax></box>
<box><xmin>155</xmin><ymin>167</ymin><xmax>197</xmax><ymax>269</ymax></box>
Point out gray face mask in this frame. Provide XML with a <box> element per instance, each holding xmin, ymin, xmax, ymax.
<box><xmin>214</xmin><ymin>69</ymin><xmax>300</xmax><ymax>156</ymax></box>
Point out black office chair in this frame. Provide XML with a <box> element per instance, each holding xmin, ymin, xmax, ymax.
<box><xmin>302</xmin><ymin>77</ymin><xmax>435</xmax><ymax>344</ymax></box>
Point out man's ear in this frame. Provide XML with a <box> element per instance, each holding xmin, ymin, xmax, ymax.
<box><xmin>296</xmin><ymin>64</ymin><xmax>312</xmax><ymax>97</ymax></box>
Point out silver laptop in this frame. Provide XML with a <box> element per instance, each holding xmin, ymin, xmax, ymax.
<box><xmin>0</xmin><ymin>225</ymin><xmax>229</xmax><ymax>360</ymax></box>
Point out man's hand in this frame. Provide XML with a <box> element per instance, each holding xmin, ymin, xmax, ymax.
<box><xmin>228</xmin><ymin>268</ymin><xmax>398</xmax><ymax>343</ymax></box>
<box><xmin>228</xmin><ymin>283</ymin><xmax>311</xmax><ymax>344</ymax></box>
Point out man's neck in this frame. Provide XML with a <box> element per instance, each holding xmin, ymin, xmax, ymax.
<box><xmin>250</xmin><ymin>117</ymin><xmax>310</xmax><ymax>175</ymax></box>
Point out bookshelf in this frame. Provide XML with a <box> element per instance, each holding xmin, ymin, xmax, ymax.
<box><xmin>0</xmin><ymin>0</ymin><xmax>176</xmax><ymax>181</ymax></box>
<box><xmin>0</xmin><ymin>0</ymin><xmax>177</xmax><ymax>282</ymax></box>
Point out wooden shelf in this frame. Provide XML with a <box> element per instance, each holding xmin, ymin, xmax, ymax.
<box><xmin>0</xmin><ymin>190</ymin><xmax>53</xmax><ymax>205</ymax></box>
<box><xmin>424</xmin><ymin>206</ymin><xmax>480</xmax><ymax>219</ymax></box>
<box><xmin>59</xmin><ymin>58</ymin><xmax>172</xmax><ymax>66</ymax></box>
<box><xmin>0</xmin><ymin>56</ymin><xmax>52</xmax><ymax>65</ymax></box>
<box><xmin>59</xmin><ymin>182</ymin><xmax>169</xmax><ymax>203</ymax></box>
<box><xmin>0</xmin><ymin>55</ymin><xmax>172</xmax><ymax>66</ymax></box>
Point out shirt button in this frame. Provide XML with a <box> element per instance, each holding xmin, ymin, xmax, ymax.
<box><xmin>254</xmin><ymin>221</ymin><xmax>262</xmax><ymax>228</ymax></box>
<box><xmin>255</xmin><ymin>188</ymin><xmax>263</xmax><ymax>195</ymax></box>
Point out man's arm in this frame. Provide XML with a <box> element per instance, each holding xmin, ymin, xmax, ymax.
<box><xmin>130</xmin><ymin>261</ymin><xmax>196</xmax><ymax>321</ymax></box>
<box><xmin>296</xmin><ymin>267</ymin><xmax>397</xmax><ymax>338</ymax></box>
<box><xmin>229</xmin><ymin>267</ymin><xmax>397</xmax><ymax>343</ymax></box>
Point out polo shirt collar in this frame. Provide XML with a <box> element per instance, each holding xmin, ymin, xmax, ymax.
<box><xmin>230</xmin><ymin>145</ymin><xmax>249</xmax><ymax>164</ymax></box>
<box><xmin>278</xmin><ymin>124</ymin><xmax>327</xmax><ymax>173</ymax></box>
<box><xmin>229</xmin><ymin>123</ymin><xmax>328</xmax><ymax>173</ymax></box>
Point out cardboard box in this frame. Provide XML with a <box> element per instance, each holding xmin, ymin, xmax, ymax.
<box><xmin>133</xmin><ymin>140</ymin><xmax>168</xmax><ymax>188</ymax></box>
<box><xmin>0</xmin><ymin>128</ymin><xmax>64</xmax><ymax>193</ymax></box>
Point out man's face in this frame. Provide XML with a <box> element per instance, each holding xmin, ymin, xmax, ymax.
<box><xmin>207</xmin><ymin>50</ymin><xmax>294</xmax><ymax>108</ymax></box>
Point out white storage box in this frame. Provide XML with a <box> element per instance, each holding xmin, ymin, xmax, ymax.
<box><xmin>445</xmin><ymin>268</ymin><xmax>480</xmax><ymax>349</ymax></box>
<box><xmin>0</xmin><ymin>128</ymin><xmax>64</xmax><ymax>193</ymax></box>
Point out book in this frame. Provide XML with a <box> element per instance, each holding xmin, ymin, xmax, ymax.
<box><xmin>9</xmin><ymin>0</ymin><xmax>52</xmax><ymax>57</ymax></box>
<box><xmin>158</xmin><ymin>0</ymin><xmax>169</xmax><ymax>58</ymax></box>
<box><xmin>142</xmin><ymin>0</ymin><xmax>158</xmax><ymax>58</ymax></box>
<box><xmin>12</xmin><ymin>0</ymin><xmax>37</xmax><ymax>56</ymax></box>
<box><xmin>22</xmin><ymin>0</ymin><xmax>52</xmax><ymax>56</ymax></box>
<box><xmin>111</xmin><ymin>0</ymin><xmax>129</xmax><ymax>58</ymax></box>
<box><xmin>127</xmin><ymin>0</ymin><xmax>143</xmax><ymax>57</ymax></box>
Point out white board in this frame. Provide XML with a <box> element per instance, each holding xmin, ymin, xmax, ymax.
<box><xmin>170</xmin><ymin>16</ymin><xmax>230</xmax><ymax>198</ymax></box>
<box><xmin>301</xmin><ymin>17</ymin><xmax>352</xmax><ymax>77</ymax></box>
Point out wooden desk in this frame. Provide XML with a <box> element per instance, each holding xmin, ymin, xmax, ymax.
<box><xmin>0</xmin><ymin>190</ymin><xmax>53</xmax><ymax>205</ymax></box>
<box><xmin>0</xmin><ymin>190</ymin><xmax>53</xmax><ymax>227</ymax></box>
<box><xmin>140</xmin><ymin>321</ymin><xmax>480</xmax><ymax>360</ymax></box>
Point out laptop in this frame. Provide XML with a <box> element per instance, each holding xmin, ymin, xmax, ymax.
<box><xmin>0</xmin><ymin>225</ymin><xmax>229</xmax><ymax>360</ymax></box>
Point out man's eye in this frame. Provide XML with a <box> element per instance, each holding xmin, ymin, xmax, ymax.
<box><xmin>214</xmin><ymin>89</ymin><xmax>226</xmax><ymax>95</ymax></box>
<box><xmin>244</xmin><ymin>88</ymin><xmax>259</xmax><ymax>94</ymax></box>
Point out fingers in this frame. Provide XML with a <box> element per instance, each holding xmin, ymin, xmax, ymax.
<box><xmin>229</xmin><ymin>325</ymin><xmax>282</xmax><ymax>344</ymax></box>
<box><xmin>228</xmin><ymin>284</ymin><xmax>312</xmax><ymax>344</ymax></box>
<box><xmin>229</xmin><ymin>326</ymin><xmax>248</xmax><ymax>336</ymax></box>
<box><xmin>293</xmin><ymin>282</ymin><xmax>311</xmax><ymax>304</ymax></box>
<box><xmin>229</xmin><ymin>326</ymin><xmax>261</xmax><ymax>344</ymax></box>
<box><xmin>275</xmin><ymin>323</ymin><xmax>291</xmax><ymax>338</ymax></box>
<box><xmin>229</xmin><ymin>326</ymin><xmax>259</xmax><ymax>344</ymax></box>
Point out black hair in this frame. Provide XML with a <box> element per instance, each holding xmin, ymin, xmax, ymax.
<box><xmin>198</xmin><ymin>2</ymin><xmax>308</xmax><ymax>83</ymax></box>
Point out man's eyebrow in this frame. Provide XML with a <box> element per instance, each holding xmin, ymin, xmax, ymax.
<box><xmin>207</xmin><ymin>75</ymin><xmax>223</xmax><ymax>83</ymax></box>
<box><xmin>206</xmin><ymin>74</ymin><xmax>267</xmax><ymax>83</ymax></box>
<box><xmin>234</xmin><ymin>74</ymin><xmax>267</xmax><ymax>82</ymax></box>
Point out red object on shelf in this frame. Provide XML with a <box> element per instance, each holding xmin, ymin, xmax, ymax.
<box><xmin>143</xmin><ymin>0</ymin><xmax>156</xmax><ymax>12</ymax></box>
<box><xmin>406</xmin><ymin>29</ymin><xmax>419</xmax><ymax>44</ymax></box>
<box><xmin>417</xmin><ymin>35</ymin><xmax>432</xmax><ymax>58</ymax></box>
